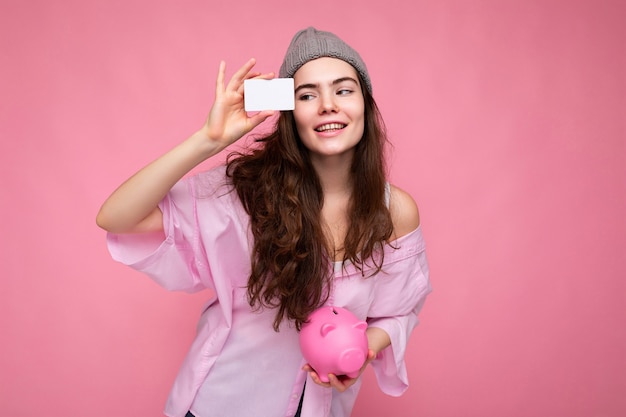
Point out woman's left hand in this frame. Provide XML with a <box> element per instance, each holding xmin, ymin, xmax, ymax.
<box><xmin>303</xmin><ymin>349</ymin><xmax>376</xmax><ymax>392</ymax></box>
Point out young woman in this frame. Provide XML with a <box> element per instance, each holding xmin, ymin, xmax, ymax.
<box><xmin>97</xmin><ymin>27</ymin><xmax>430</xmax><ymax>417</ymax></box>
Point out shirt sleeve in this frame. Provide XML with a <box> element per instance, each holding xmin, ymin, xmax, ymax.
<box><xmin>106</xmin><ymin>176</ymin><xmax>207</xmax><ymax>293</ymax></box>
<box><xmin>366</xmin><ymin>228</ymin><xmax>431</xmax><ymax>396</ymax></box>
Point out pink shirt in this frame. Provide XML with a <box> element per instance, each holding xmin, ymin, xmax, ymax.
<box><xmin>107</xmin><ymin>166</ymin><xmax>431</xmax><ymax>417</ymax></box>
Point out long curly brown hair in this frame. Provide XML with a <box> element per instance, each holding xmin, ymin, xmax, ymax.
<box><xmin>226</xmin><ymin>78</ymin><xmax>394</xmax><ymax>331</ymax></box>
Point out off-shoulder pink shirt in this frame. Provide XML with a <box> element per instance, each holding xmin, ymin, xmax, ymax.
<box><xmin>107</xmin><ymin>166</ymin><xmax>431</xmax><ymax>417</ymax></box>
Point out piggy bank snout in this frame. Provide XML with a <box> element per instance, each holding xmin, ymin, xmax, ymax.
<box><xmin>338</xmin><ymin>348</ymin><xmax>367</xmax><ymax>374</ymax></box>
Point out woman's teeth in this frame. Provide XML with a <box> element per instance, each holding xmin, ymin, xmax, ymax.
<box><xmin>315</xmin><ymin>123</ymin><xmax>346</xmax><ymax>132</ymax></box>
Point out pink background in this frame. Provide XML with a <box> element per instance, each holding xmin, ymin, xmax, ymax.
<box><xmin>1</xmin><ymin>0</ymin><xmax>624</xmax><ymax>416</ymax></box>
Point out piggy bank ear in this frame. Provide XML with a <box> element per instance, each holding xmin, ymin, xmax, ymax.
<box><xmin>320</xmin><ymin>323</ymin><xmax>337</xmax><ymax>337</ymax></box>
<box><xmin>353</xmin><ymin>321</ymin><xmax>367</xmax><ymax>331</ymax></box>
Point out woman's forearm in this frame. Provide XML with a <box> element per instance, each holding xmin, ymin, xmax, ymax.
<box><xmin>96</xmin><ymin>59</ymin><xmax>275</xmax><ymax>234</ymax></box>
<box><xmin>96</xmin><ymin>129</ymin><xmax>222</xmax><ymax>233</ymax></box>
<box><xmin>366</xmin><ymin>326</ymin><xmax>392</xmax><ymax>355</ymax></box>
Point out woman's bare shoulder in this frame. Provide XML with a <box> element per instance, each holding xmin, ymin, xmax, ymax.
<box><xmin>389</xmin><ymin>184</ymin><xmax>421</xmax><ymax>239</ymax></box>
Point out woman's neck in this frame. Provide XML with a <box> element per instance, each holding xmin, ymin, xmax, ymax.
<box><xmin>310</xmin><ymin>153</ymin><xmax>354</xmax><ymax>196</ymax></box>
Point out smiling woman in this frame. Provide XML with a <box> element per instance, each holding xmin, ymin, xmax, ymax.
<box><xmin>96</xmin><ymin>26</ymin><xmax>431</xmax><ymax>417</ymax></box>
<box><xmin>293</xmin><ymin>58</ymin><xmax>365</xmax><ymax>161</ymax></box>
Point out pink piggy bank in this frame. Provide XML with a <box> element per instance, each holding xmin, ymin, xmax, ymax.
<box><xmin>299</xmin><ymin>306</ymin><xmax>369</xmax><ymax>383</ymax></box>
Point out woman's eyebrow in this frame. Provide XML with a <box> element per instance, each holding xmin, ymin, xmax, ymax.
<box><xmin>294</xmin><ymin>77</ymin><xmax>359</xmax><ymax>93</ymax></box>
<box><xmin>294</xmin><ymin>83</ymin><xmax>317</xmax><ymax>93</ymax></box>
<box><xmin>332</xmin><ymin>76</ymin><xmax>359</xmax><ymax>86</ymax></box>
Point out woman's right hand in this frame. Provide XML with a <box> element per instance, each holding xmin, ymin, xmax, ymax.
<box><xmin>201</xmin><ymin>58</ymin><xmax>276</xmax><ymax>149</ymax></box>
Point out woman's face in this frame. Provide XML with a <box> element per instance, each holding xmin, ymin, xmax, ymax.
<box><xmin>292</xmin><ymin>57</ymin><xmax>365</xmax><ymax>161</ymax></box>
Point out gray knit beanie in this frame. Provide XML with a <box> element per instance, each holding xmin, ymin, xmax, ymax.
<box><xmin>279</xmin><ymin>27</ymin><xmax>372</xmax><ymax>94</ymax></box>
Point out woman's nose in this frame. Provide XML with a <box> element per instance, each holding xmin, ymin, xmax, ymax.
<box><xmin>318</xmin><ymin>93</ymin><xmax>338</xmax><ymax>114</ymax></box>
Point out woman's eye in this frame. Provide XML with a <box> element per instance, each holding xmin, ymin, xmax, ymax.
<box><xmin>298</xmin><ymin>93</ymin><xmax>315</xmax><ymax>101</ymax></box>
<box><xmin>337</xmin><ymin>89</ymin><xmax>352</xmax><ymax>95</ymax></box>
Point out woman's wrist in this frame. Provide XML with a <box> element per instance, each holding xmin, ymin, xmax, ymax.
<box><xmin>187</xmin><ymin>128</ymin><xmax>226</xmax><ymax>161</ymax></box>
